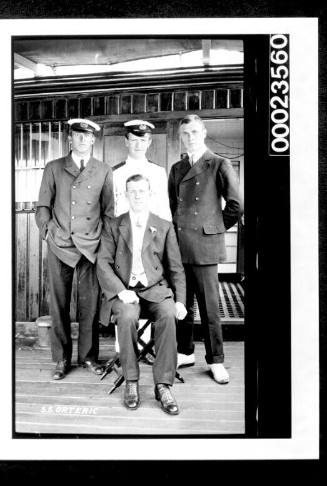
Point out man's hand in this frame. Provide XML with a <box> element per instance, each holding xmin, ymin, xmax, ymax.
<box><xmin>175</xmin><ymin>302</ymin><xmax>187</xmax><ymax>320</ymax></box>
<box><xmin>118</xmin><ymin>289</ymin><xmax>139</xmax><ymax>304</ymax></box>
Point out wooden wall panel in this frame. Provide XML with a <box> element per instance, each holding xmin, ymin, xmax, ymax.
<box><xmin>27</xmin><ymin>214</ymin><xmax>40</xmax><ymax>321</ymax></box>
<box><xmin>16</xmin><ymin>213</ymin><xmax>78</xmax><ymax>322</ymax></box>
<box><xmin>147</xmin><ymin>134</ymin><xmax>167</xmax><ymax>169</ymax></box>
<box><xmin>16</xmin><ymin>213</ymin><xmax>27</xmax><ymax>321</ymax></box>
<box><xmin>167</xmin><ymin>120</ymin><xmax>182</xmax><ymax>171</ymax></box>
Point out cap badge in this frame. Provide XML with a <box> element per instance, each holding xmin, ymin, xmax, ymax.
<box><xmin>80</xmin><ymin>122</ymin><xmax>88</xmax><ymax>129</ymax></box>
<box><xmin>139</xmin><ymin>124</ymin><xmax>147</xmax><ymax>130</ymax></box>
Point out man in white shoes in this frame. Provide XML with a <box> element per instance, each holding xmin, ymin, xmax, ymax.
<box><xmin>96</xmin><ymin>174</ymin><xmax>187</xmax><ymax>414</ymax></box>
<box><xmin>168</xmin><ymin>115</ymin><xmax>243</xmax><ymax>384</ymax></box>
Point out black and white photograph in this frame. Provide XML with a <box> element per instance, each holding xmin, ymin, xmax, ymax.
<box><xmin>13</xmin><ymin>34</ymin><xmax>245</xmax><ymax>436</ymax></box>
<box><xmin>0</xmin><ymin>17</ymin><xmax>320</xmax><ymax>461</ymax></box>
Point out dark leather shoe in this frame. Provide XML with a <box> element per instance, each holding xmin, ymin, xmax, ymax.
<box><xmin>124</xmin><ymin>381</ymin><xmax>140</xmax><ymax>410</ymax></box>
<box><xmin>155</xmin><ymin>384</ymin><xmax>179</xmax><ymax>415</ymax></box>
<box><xmin>80</xmin><ymin>359</ymin><xmax>104</xmax><ymax>375</ymax></box>
<box><xmin>53</xmin><ymin>360</ymin><xmax>70</xmax><ymax>380</ymax></box>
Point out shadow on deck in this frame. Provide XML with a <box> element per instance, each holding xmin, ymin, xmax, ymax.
<box><xmin>15</xmin><ymin>337</ymin><xmax>245</xmax><ymax>437</ymax></box>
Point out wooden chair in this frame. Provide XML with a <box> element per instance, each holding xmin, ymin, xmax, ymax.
<box><xmin>100</xmin><ymin>318</ymin><xmax>184</xmax><ymax>394</ymax></box>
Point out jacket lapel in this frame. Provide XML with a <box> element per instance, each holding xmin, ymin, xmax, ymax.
<box><xmin>181</xmin><ymin>149</ymin><xmax>212</xmax><ymax>183</ymax></box>
<box><xmin>64</xmin><ymin>153</ymin><xmax>80</xmax><ymax>178</ymax></box>
<box><xmin>142</xmin><ymin>213</ymin><xmax>157</xmax><ymax>253</ymax></box>
<box><xmin>76</xmin><ymin>156</ymin><xmax>98</xmax><ymax>182</ymax></box>
<box><xmin>119</xmin><ymin>213</ymin><xmax>133</xmax><ymax>253</ymax></box>
<box><xmin>64</xmin><ymin>154</ymin><xmax>99</xmax><ymax>180</ymax></box>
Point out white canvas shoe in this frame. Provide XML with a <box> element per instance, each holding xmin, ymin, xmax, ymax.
<box><xmin>177</xmin><ymin>353</ymin><xmax>195</xmax><ymax>368</ymax></box>
<box><xmin>208</xmin><ymin>363</ymin><xmax>229</xmax><ymax>384</ymax></box>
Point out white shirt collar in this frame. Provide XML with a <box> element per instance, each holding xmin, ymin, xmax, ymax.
<box><xmin>71</xmin><ymin>152</ymin><xmax>90</xmax><ymax>166</ymax></box>
<box><xmin>187</xmin><ymin>145</ymin><xmax>207</xmax><ymax>164</ymax></box>
<box><xmin>129</xmin><ymin>210</ymin><xmax>149</xmax><ymax>227</ymax></box>
<box><xmin>126</xmin><ymin>155</ymin><xmax>148</xmax><ymax>165</ymax></box>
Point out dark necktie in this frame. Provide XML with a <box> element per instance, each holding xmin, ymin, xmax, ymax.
<box><xmin>80</xmin><ymin>159</ymin><xmax>85</xmax><ymax>172</ymax></box>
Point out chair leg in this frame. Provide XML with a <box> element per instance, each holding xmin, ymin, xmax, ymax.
<box><xmin>100</xmin><ymin>355</ymin><xmax>121</xmax><ymax>381</ymax></box>
<box><xmin>106</xmin><ymin>319</ymin><xmax>184</xmax><ymax>394</ymax></box>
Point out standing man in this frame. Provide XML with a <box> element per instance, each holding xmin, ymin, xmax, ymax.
<box><xmin>97</xmin><ymin>174</ymin><xmax>187</xmax><ymax>414</ymax></box>
<box><xmin>113</xmin><ymin>119</ymin><xmax>171</xmax><ymax>221</ymax></box>
<box><xmin>168</xmin><ymin>114</ymin><xmax>243</xmax><ymax>384</ymax></box>
<box><xmin>35</xmin><ymin>118</ymin><xmax>114</xmax><ymax>380</ymax></box>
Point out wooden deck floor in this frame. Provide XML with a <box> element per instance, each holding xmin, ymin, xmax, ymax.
<box><xmin>15</xmin><ymin>338</ymin><xmax>245</xmax><ymax>436</ymax></box>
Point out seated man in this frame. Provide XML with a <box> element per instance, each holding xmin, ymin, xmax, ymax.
<box><xmin>96</xmin><ymin>174</ymin><xmax>187</xmax><ymax>415</ymax></box>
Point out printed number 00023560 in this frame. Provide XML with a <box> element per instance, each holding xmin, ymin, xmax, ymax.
<box><xmin>269</xmin><ymin>34</ymin><xmax>290</xmax><ymax>155</ymax></box>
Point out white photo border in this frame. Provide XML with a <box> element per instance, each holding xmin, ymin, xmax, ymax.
<box><xmin>0</xmin><ymin>17</ymin><xmax>319</xmax><ymax>460</ymax></box>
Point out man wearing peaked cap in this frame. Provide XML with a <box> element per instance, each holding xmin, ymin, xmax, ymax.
<box><xmin>124</xmin><ymin>119</ymin><xmax>154</xmax><ymax>135</ymax></box>
<box><xmin>112</xmin><ymin>119</ymin><xmax>171</xmax><ymax>222</ymax></box>
<box><xmin>67</xmin><ymin>118</ymin><xmax>101</xmax><ymax>134</ymax></box>
<box><xmin>35</xmin><ymin>117</ymin><xmax>114</xmax><ymax>380</ymax></box>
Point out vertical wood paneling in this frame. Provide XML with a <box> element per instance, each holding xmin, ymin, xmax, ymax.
<box><xmin>28</xmin><ymin>214</ymin><xmax>40</xmax><ymax>321</ymax></box>
<box><xmin>104</xmin><ymin>136</ymin><xmax>126</xmax><ymax>167</ymax></box>
<box><xmin>16</xmin><ymin>213</ymin><xmax>28</xmax><ymax>321</ymax></box>
<box><xmin>166</xmin><ymin>119</ymin><xmax>181</xmax><ymax>172</ymax></box>
<box><xmin>146</xmin><ymin>134</ymin><xmax>167</xmax><ymax>169</ymax></box>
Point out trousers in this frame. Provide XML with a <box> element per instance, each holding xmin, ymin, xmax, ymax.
<box><xmin>111</xmin><ymin>297</ymin><xmax>177</xmax><ymax>385</ymax></box>
<box><xmin>176</xmin><ymin>264</ymin><xmax>224</xmax><ymax>364</ymax></box>
<box><xmin>47</xmin><ymin>246</ymin><xmax>100</xmax><ymax>363</ymax></box>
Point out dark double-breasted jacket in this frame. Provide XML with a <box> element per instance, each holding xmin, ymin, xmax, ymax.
<box><xmin>168</xmin><ymin>148</ymin><xmax>243</xmax><ymax>265</ymax></box>
<box><xmin>96</xmin><ymin>212</ymin><xmax>186</xmax><ymax>324</ymax></box>
<box><xmin>35</xmin><ymin>153</ymin><xmax>114</xmax><ymax>267</ymax></box>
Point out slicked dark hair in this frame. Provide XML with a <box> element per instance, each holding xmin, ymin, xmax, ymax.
<box><xmin>125</xmin><ymin>173</ymin><xmax>151</xmax><ymax>190</ymax></box>
<box><xmin>179</xmin><ymin>114</ymin><xmax>206</xmax><ymax>131</ymax></box>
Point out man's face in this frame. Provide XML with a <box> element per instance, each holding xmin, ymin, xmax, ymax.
<box><xmin>125</xmin><ymin>133</ymin><xmax>152</xmax><ymax>159</ymax></box>
<box><xmin>125</xmin><ymin>179</ymin><xmax>151</xmax><ymax>213</ymax></box>
<box><xmin>180</xmin><ymin>120</ymin><xmax>207</xmax><ymax>154</ymax></box>
<box><xmin>69</xmin><ymin>130</ymin><xmax>95</xmax><ymax>156</ymax></box>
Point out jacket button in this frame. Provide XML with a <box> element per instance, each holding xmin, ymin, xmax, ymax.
<box><xmin>178</xmin><ymin>227</ymin><xmax>182</xmax><ymax>231</ymax></box>
<box><xmin>72</xmin><ymin>201</ymin><xmax>76</xmax><ymax>205</ymax></box>
<box><xmin>116</xmin><ymin>265</ymin><xmax>120</xmax><ymax>269</ymax></box>
<box><xmin>196</xmin><ymin>181</ymin><xmax>200</xmax><ymax>185</ymax></box>
<box><xmin>195</xmin><ymin>197</ymin><xmax>199</xmax><ymax>201</ymax></box>
<box><xmin>72</xmin><ymin>185</ymin><xmax>76</xmax><ymax>189</ymax></box>
<box><xmin>71</xmin><ymin>216</ymin><xmax>75</xmax><ymax>220</ymax></box>
<box><xmin>85</xmin><ymin>233</ymin><xmax>89</xmax><ymax>235</ymax></box>
<box><xmin>71</xmin><ymin>232</ymin><xmax>74</xmax><ymax>235</ymax></box>
<box><xmin>87</xmin><ymin>201</ymin><xmax>91</xmax><ymax>205</ymax></box>
<box><xmin>194</xmin><ymin>212</ymin><xmax>198</xmax><ymax>215</ymax></box>
<box><xmin>179</xmin><ymin>197</ymin><xmax>183</xmax><ymax>201</ymax></box>
<box><xmin>86</xmin><ymin>217</ymin><xmax>91</xmax><ymax>220</ymax></box>
<box><xmin>87</xmin><ymin>185</ymin><xmax>91</xmax><ymax>189</ymax></box>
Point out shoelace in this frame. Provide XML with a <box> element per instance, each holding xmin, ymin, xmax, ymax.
<box><xmin>158</xmin><ymin>386</ymin><xmax>175</xmax><ymax>404</ymax></box>
<box><xmin>127</xmin><ymin>382</ymin><xmax>138</xmax><ymax>396</ymax></box>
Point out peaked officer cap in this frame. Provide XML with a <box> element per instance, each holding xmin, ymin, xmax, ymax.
<box><xmin>67</xmin><ymin>118</ymin><xmax>101</xmax><ymax>134</ymax></box>
<box><xmin>124</xmin><ymin>119</ymin><xmax>155</xmax><ymax>136</ymax></box>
